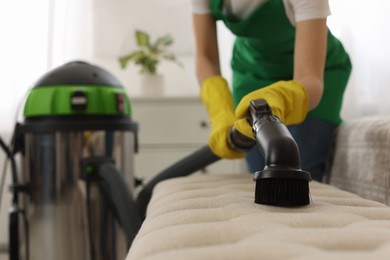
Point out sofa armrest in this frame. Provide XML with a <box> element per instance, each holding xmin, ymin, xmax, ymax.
<box><xmin>329</xmin><ymin>116</ymin><xmax>390</xmax><ymax>205</ymax></box>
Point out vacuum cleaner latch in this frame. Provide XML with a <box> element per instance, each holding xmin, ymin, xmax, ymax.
<box><xmin>71</xmin><ymin>90</ymin><xmax>88</xmax><ymax>111</ymax></box>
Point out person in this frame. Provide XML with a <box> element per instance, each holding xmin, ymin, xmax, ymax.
<box><xmin>191</xmin><ymin>0</ymin><xmax>352</xmax><ymax>181</ymax></box>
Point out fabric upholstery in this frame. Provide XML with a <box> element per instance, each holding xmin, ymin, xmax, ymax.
<box><xmin>329</xmin><ymin>116</ymin><xmax>390</xmax><ymax>205</ymax></box>
<box><xmin>127</xmin><ymin>174</ymin><xmax>390</xmax><ymax>260</ymax></box>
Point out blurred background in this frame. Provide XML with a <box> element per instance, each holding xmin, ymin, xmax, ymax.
<box><xmin>1</xmin><ymin>0</ymin><xmax>390</xmax><ymax>250</ymax></box>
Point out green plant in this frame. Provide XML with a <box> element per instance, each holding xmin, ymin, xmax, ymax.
<box><xmin>119</xmin><ymin>30</ymin><xmax>182</xmax><ymax>75</ymax></box>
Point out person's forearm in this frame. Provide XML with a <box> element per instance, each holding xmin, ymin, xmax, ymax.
<box><xmin>294</xmin><ymin>18</ymin><xmax>327</xmax><ymax>110</ymax></box>
<box><xmin>195</xmin><ymin>55</ymin><xmax>221</xmax><ymax>85</ymax></box>
<box><xmin>192</xmin><ymin>14</ymin><xmax>221</xmax><ymax>86</ymax></box>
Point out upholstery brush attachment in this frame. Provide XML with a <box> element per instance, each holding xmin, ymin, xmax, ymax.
<box><xmin>254</xmin><ymin>168</ymin><xmax>311</xmax><ymax>206</ymax></box>
<box><xmin>249</xmin><ymin>99</ymin><xmax>311</xmax><ymax>206</ymax></box>
<box><xmin>229</xmin><ymin>99</ymin><xmax>312</xmax><ymax>206</ymax></box>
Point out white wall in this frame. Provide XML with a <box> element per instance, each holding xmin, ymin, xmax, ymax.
<box><xmin>91</xmin><ymin>0</ymin><xmax>195</xmax><ymax>58</ymax></box>
<box><xmin>0</xmin><ymin>1</ymin><xmax>50</xmax><ymax>133</ymax></box>
<box><xmin>328</xmin><ymin>0</ymin><xmax>390</xmax><ymax>119</ymax></box>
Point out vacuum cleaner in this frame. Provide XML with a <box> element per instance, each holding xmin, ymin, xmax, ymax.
<box><xmin>2</xmin><ymin>60</ymin><xmax>311</xmax><ymax>260</ymax></box>
<box><xmin>5</xmin><ymin>61</ymin><xmax>141</xmax><ymax>260</ymax></box>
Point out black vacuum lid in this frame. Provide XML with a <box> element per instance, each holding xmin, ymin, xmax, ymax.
<box><xmin>32</xmin><ymin>61</ymin><xmax>122</xmax><ymax>88</ymax></box>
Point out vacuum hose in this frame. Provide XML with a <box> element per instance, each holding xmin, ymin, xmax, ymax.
<box><xmin>136</xmin><ymin>146</ymin><xmax>220</xmax><ymax>219</ymax></box>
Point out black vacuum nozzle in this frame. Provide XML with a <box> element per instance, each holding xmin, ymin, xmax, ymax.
<box><xmin>248</xmin><ymin>99</ymin><xmax>311</xmax><ymax>207</ymax></box>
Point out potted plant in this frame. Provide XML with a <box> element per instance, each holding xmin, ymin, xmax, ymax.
<box><xmin>119</xmin><ymin>30</ymin><xmax>182</xmax><ymax>96</ymax></box>
<box><xmin>119</xmin><ymin>30</ymin><xmax>182</xmax><ymax>75</ymax></box>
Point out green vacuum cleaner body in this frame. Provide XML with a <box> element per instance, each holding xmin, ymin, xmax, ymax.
<box><xmin>11</xmin><ymin>61</ymin><xmax>139</xmax><ymax>260</ymax></box>
<box><xmin>22</xmin><ymin>60</ymin><xmax>132</xmax><ymax>124</ymax></box>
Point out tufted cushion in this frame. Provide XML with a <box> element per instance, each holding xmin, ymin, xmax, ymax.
<box><xmin>329</xmin><ymin>116</ymin><xmax>390</xmax><ymax>205</ymax></box>
<box><xmin>126</xmin><ymin>174</ymin><xmax>390</xmax><ymax>260</ymax></box>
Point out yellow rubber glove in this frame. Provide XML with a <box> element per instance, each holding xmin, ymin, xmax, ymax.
<box><xmin>234</xmin><ymin>80</ymin><xmax>309</xmax><ymax>139</ymax></box>
<box><xmin>200</xmin><ymin>76</ymin><xmax>244</xmax><ymax>159</ymax></box>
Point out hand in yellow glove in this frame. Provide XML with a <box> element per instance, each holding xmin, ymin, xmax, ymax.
<box><xmin>200</xmin><ymin>76</ymin><xmax>244</xmax><ymax>159</ymax></box>
<box><xmin>234</xmin><ymin>80</ymin><xmax>309</xmax><ymax>139</ymax></box>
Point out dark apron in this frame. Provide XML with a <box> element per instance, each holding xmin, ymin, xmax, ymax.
<box><xmin>210</xmin><ymin>0</ymin><xmax>352</xmax><ymax>125</ymax></box>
